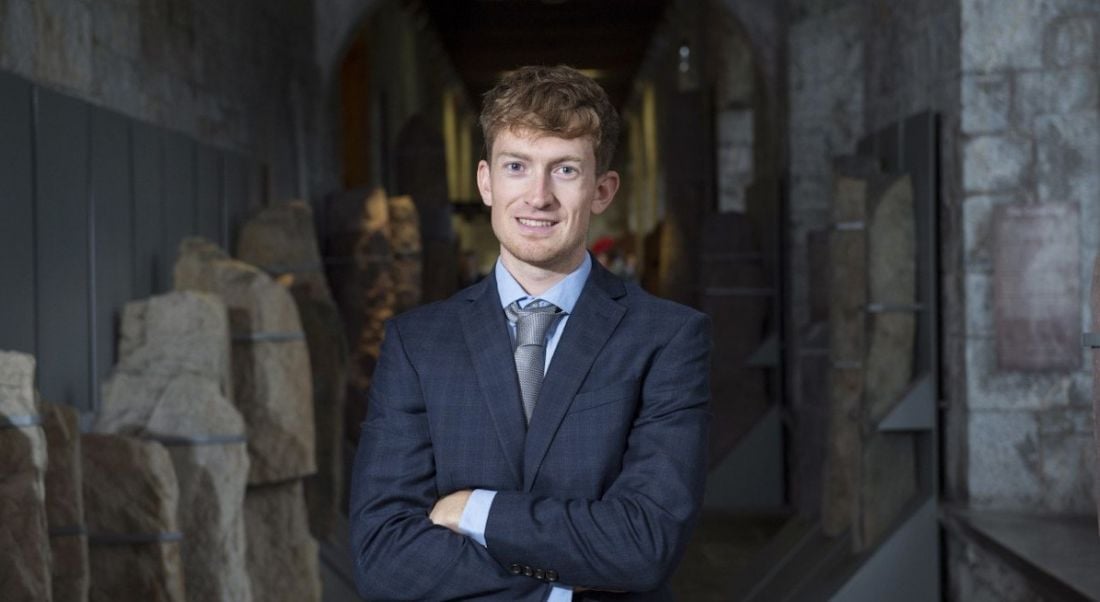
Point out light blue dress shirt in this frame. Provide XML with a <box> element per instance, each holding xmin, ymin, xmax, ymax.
<box><xmin>457</xmin><ymin>254</ymin><xmax>592</xmax><ymax>602</ymax></box>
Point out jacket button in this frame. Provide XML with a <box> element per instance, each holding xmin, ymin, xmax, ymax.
<box><xmin>523</xmin><ymin>565</ymin><xmax>534</xmax><ymax>577</ymax></box>
<box><xmin>534</xmin><ymin>568</ymin><xmax>545</xmax><ymax>580</ymax></box>
<box><xmin>546</xmin><ymin>569</ymin><xmax>558</xmax><ymax>582</ymax></box>
<box><xmin>509</xmin><ymin>563</ymin><xmax>522</xmax><ymax>575</ymax></box>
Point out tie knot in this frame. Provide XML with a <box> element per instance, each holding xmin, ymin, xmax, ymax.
<box><xmin>506</xmin><ymin>300</ymin><xmax>563</xmax><ymax>347</ymax></box>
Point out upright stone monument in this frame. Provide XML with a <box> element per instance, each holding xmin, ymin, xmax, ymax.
<box><xmin>174</xmin><ymin>239</ymin><xmax>321</xmax><ymax>602</ymax></box>
<box><xmin>42</xmin><ymin>400</ymin><xmax>89</xmax><ymax>602</ymax></box>
<box><xmin>325</xmin><ymin>188</ymin><xmax>395</xmax><ymax>442</ymax></box>
<box><xmin>0</xmin><ymin>351</ymin><xmax>52</xmax><ymax>601</ymax></box>
<box><xmin>83</xmin><ymin>433</ymin><xmax>185</xmax><ymax>602</ymax></box>
<box><xmin>237</xmin><ymin>200</ymin><xmax>350</xmax><ymax>539</ymax></box>
<box><xmin>94</xmin><ymin>291</ymin><xmax>251</xmax><ymax>602</ymax></box>
<box><xmin>388</xmin><ymin>194</ymin><xmax>423</xmax><ymax>314</ymax></box>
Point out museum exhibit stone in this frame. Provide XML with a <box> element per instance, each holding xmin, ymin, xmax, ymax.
<box><xmin>244</xmin><ymin>479</ymin><xmax>322</xmax><ymax>602</ymax></box>
<box><xmin>174</xmin><ymin>238</ymin><xmax>321</xmax><ymax>600</ymax></box>
<box><xmin>822</xmin><ymin>160</ymin><xmax>919</xmax><ymax>548</ymax></box>
<box><xmin>174</xmin><ymin>237</ymin><xmax>316</xmax><ymax>483</ymax></box>
<box><xmin>94</xmin><ymin>291</ymin><xmax>251</xmax><ymax>601</ymax></box>
<box><xmin>237</xmin><ymin>200</ymin><xmax>350</xmax><ymax>538</ymax></box>
<box><xmin>42</xmin><ymin>400</ymin><xmax>89</xmax><ymax>602</ymax></box>
<box><xmin>0</xmin><ymin>351</ymin><xmax>52</xmax><ymax>601</ymax></box>
<box><xmin>82</xmin><ymin>433</ymin><xmax>185</xmax><ymax>602</ymax></box>
<box><xmin>324</xmin><ymin>188</ymin><xmax>396</xmax><ymax>442</ymax></box>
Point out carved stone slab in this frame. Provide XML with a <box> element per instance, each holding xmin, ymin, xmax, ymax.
<box><xmin>993</xmin><ymin>203</ymin><xmax>1080</xmax><ymax>371</ymax></box>
<box><xmin>324</xmin><ymin>188</ymin><xmax>395</xmax><ymax>442</ymax></box>
<box><xmin>0</xmin><ymin>351</ymin><xmax>52</xmax><ymax>601</ymax></box>
<box><xmin>245</xmin><ymin>480</ymin><xmax>321</xmax><ymax>602</ymax></box>
<box><xmin>237</xmin><ymin>201</ymin><xmax>350</xmax><ymax>538</ymax></box>
<box><xmin>822</xmin><ymin>161</ymin><xmax>870</xmax><ymax>537</ymax></box>
<box><xmin>82</xmin><ymin>434</ymin><xmax>185</xmax><ymax>602</ymax></box>
<box><xmin>388</xmin><ymin>194</ymin><xmax>423</xmax><ymax>314</ymax></box>
<box><xmin>174</xmin><ymin>238</ymin><xmax>316</xmax><ymax>483</ymax></box>
<box><xmin>42</xmin><ymin>400</ymin><xmax>89</xmax><ymax>602</ymax></box>
<box><xmin>858</xmin><ymin>173</ymin><xmax>918</xmax><ymax>550</ymax></box>
<box><xmin>95</xmin><ymin>291</ymin><xmax>251</xmax><ymax>602</ymax></box>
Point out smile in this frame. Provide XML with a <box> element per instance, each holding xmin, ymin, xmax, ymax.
<box><xmin>517</xmin><ymin>218</ymin><xmax>556</xmax><ymax>228</ymax></box>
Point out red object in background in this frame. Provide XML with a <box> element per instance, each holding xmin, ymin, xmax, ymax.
<box><xmin>591</xmin><ymin>236</ymin><xmax>615</xmax><ymax>256</ymax></box>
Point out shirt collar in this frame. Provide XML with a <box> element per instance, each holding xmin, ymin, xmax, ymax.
<box><xmin>495</xmin><ymin>253</ymin><xmax>591</xmax><ymax>314</ymax></box>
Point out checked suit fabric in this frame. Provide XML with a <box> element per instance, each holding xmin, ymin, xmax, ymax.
<box><xmin>505</xmin><ymin>299</ymin><xmax>563</xmax><ymax>424</ymax></box>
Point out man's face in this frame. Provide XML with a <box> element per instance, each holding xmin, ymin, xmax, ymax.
<box><xmin>477</xmin><ymin>128</ymin><xmax>619</xmax><ymax>275</ymax></box>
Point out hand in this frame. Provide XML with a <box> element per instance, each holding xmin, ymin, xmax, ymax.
<box><xmin>429</xmin><ymin>489</ymin><xmax>473</xmax><ymax>532</ymax></box>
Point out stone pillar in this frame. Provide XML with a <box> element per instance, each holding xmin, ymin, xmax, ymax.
<box><xmin>821</xmin><ymin>160</ymin><xmax>919</xmax><ymax>550</ymax></box>
<box><xmin>388</xmin><ymin>194</ymin><xmax>423</xmax><ymax>315</ymax></box>
<box><xmin>82</xmin><ymin>434</ymin><xmax>185</xmax><ymax>602</ymax></box>
<box><xmin>174</xmin><ymin>239</ymin><xmax>321</xmax><ymax>602</ymax></box>
<box><xmin>236</xmin><ymin>200</ymin><xmax>350</xmax><ymax>539</ymax></box>
<box><xmin>324</xmin><ymin>188</ymin><xmax>395</xmax><ymax>443</ymax></box>
<box><xmin>42</xmin><ymin>400</ymin><xmax>89</xmax><ymax>602</ymax></box>
<box><xmin>0</xmin><ymin>351</ymin><xmax>52</xmax><ymax>602</ymax></box>
<box><xmin>94</xmin><ymin>291</ymin><xmax>251</xmax><ymax>602</ymax></box>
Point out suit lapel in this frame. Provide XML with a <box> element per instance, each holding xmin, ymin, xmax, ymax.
<box><xmin>522</xmin><ymin>263</ymin><xmax>626</xmax><ymax>491</ymax></box>
<box><xmin>460</xmin><ymin>274</ymin><xmax>525</xmax><ymax>486</ymax></box>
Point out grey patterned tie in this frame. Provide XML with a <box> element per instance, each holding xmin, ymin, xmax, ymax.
<box><xmin>505</xmin><ymin>299</ymin><xmax>563</xmax><ymax>424</ymax></box>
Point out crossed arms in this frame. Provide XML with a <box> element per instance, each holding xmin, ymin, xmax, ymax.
<box><xmin>349</xmin><ymin>313</ymin><xmax>711</xmax><ymax>600</ymax></box>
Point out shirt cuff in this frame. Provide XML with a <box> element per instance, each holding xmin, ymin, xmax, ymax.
<box><xmin>547</xmin><ymin>585</ymin><xmax>574</xmax><ymax>601</ymax></box>
<box><xmin>457</xmin><ymin>489</ymin><xmax>496</xmax><ymax>547</ymax></box>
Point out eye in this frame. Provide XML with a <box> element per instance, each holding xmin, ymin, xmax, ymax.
<box><xmin>503</xmin><ymin>161</ymin><xmax>524</xmax><ymax>173</ymax></box>
<box><xmin>557</xmin><ymin>165</ymin><xmax>579</xmax><ymax>177</ymax></box>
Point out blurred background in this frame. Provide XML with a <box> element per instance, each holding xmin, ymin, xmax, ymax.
<box><xmin>1</xmin><ymin>0</ymin><xmax>1098</xmax><ymax>600</ymax></box>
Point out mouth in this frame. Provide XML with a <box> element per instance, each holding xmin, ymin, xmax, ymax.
<box><xmin>516</xmin><ymin>217</ymin><xmax>557</xmax><ymax>229</ymax></box>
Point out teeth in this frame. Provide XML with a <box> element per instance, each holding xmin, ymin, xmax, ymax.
<box><xmin>518</xmin><ymin>218</ymin><xmax>554</xmax><ymax>227</ymax></box>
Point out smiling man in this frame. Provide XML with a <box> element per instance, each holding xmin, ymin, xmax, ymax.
<box><xmin>349</xmin><ymin>65</ymin><xmax>712</xmax><ymax>601</ymax></box>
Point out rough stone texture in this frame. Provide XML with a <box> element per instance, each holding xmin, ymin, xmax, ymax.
<box><xmin>94</xmin><ymin>291</ymin><xmax>251</xmax><ymax>602</ymax></box>
<box><xmin>174</xmin><ymin>238</ymin><xmax>316</xmax><ymax>484</ymax></box>
<box><xmin>388</xmin><ymin>194</ymin><xmax>423</xmax><ymax>314</ymax></box>
<box><xmin>324</xmin><ymin>188</ymin><xmax>396</xmax><ymax>442</ymax></box>
<box><xmin>967</xmin><ymin>411</ymin><xmax>1043</xmax><ymax>509</ymax></box>
<box><xmin>0</xmin><ymin>351</ymin><xmax>51</xmax><ymax>601</ymax></box>
<box><xmin>82</xmin><ymin>433</ymin><xmax>185</xmax><ymax>602</ymax></box>
<box><xmin>41</xmin><ymin>401</ymin><xmax>89</xmax><ymax>602</ymax></box>
<box><xmin>961</xmin><ymin>73</ymin><xmax>1010</xmax><ymax>135</ymax></box>
<box><xmin>992</xmin><ymin>203</ymin><xmax>1080</xmax><ymax>371</ymax></box>
<box><xmin>962</xmin><ymin>0</ymin><xmax>1049</xmax><ymax>73</ymax></box>
<box><xmin>236</xmin><ymin>200</ymin><xmax>350</xmax><ymax>538</ymax></box>
<box><xmin>962</xmin><ymin>135</ymin><xmax>1032</xmax><ymax>194</ymax></box>
<box><xmin>947</xmin><ymin>532</ymin><xmax>1046</xmax><ymax>602</ymax></box>
<box><xmin>821</xmin><ymin>161</ymin><xmax>869</xmax><ymax>537</ymax></box>
<box><xmin>245</xmin><ymin>480</ymin><xmax>321</xmax><ymax>602</ymax></box>
<box><xmin>0</xmin><ymin>0</ymin><xmax>323</xmax><ymax>201</ymax></box>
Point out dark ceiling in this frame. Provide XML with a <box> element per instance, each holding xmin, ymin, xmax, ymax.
<box><xmin>416</xmin><ymin>0</ymin><xmax>669</xmax><ymax>108</ymax></box>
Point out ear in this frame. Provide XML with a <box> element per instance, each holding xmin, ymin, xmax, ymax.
<box><xmin>477</xmin><ymin>160</ymin><xmax>493</xmax><ymax>207</ymax></box>
<box><xmin>591</xmin><ymin>170</ymin><xmax>620</xmax><ymax>215</ymax></box>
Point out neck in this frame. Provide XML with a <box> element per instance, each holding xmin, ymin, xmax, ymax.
<box><xmin>501</xmin><ymin>251</ymin><xmax>585</xmax><ymax>297</ymax></box>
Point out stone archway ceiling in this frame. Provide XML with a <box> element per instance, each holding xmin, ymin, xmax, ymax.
<box><xmin>415</xmin><ymin>0</ymin><xmax>669</xmax><ymax>109</ymax></box>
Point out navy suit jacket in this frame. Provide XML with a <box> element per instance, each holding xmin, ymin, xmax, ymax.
<box><xmin>349</xmin><ymin>260</ymin><xmax>712</xmax><ymax>601</ymax></box>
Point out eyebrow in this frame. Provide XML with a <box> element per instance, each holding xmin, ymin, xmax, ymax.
<box><xmin>496</xmin><ymin>151</ymin><xmax>585</xmax><ymax>164</ymax></box>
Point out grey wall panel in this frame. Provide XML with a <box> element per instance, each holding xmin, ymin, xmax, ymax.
<box><xmin>163</xmin><ymin>132</ymin><xmax>197</xmax><ymax>272</ymax></box>
<box><xmin>195</xmin><ymin>144</ymin><xmax>223</xmax><ymax>247</ymax></box>
<box><xmin>132</xmin><ymin>122</ymin><xmax>164</xmax><ymax>297</ymax></box>
<box><xmin>35</xmin><ymin>88</ymin><xmax>91</xmax><ymax>410</ymax></box>
<box><xmin>0</xmin><ymin>72</ymin><xmax>36</xmax><ymax>354</ymax></box>
<box><xmin>91</xmin><ymin>107</ymin><xmax>133</xmax><ymax>408</ymax></box>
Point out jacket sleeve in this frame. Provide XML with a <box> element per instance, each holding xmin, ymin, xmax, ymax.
<box><xmin>483</xmin><ymin>312</ymin><xmax>712</xmax><ymax>593</ymax></box>
<box><xmin>348</xmin><ymin>320</ymin><xmax>550</xmax><ymax>601</ymax></box>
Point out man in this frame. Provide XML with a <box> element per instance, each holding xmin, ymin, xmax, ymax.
<box><xmin>350</xmin><ymin>65</ymin><xmax>711</xmax><ymax>601</ymax></box>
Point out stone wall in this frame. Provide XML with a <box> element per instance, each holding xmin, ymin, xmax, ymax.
<box><xmin>958</xmin><ymin>0</ymin><xmax>1097</xmax><ymax>514</ymax></box>
<box><xmin>0</xmin><ymin>0</ymin><xmax>325</xmax><ymax>200</ymax></box>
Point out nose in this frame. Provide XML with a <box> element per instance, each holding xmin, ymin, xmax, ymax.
<box><xmin>526</xmin><ymin>172</ymin><xmax>555</xmax><ymax>209</ymax></box>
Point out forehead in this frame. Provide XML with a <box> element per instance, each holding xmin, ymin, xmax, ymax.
<box><xmin>491</xmin><ymin>127</ymin><xmax>596</xmax><ymax>162</ymax></box>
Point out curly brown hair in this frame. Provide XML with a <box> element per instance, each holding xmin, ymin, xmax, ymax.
<box><xmin>479</xmin><ymin>65</ymin><xmax>621</xmax><ymax>173</ymax></box>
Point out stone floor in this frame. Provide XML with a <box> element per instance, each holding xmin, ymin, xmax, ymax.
<box><xmin>671</xmin><ymin>512</ymin><xmax>791</xmax><ymax>601</ymax></box>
